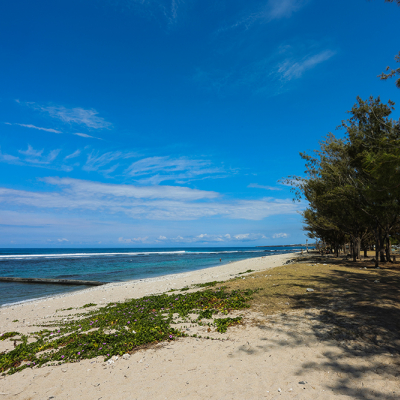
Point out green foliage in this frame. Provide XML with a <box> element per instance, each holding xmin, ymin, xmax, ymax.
<box><xmin>214</xmin><ymin>317</ymin><xmax>242</xmax><ymax>333</ymax></box>
<box><xmin>285</xmin><ymin>96</ymin><xmax>400</xmax><ymax>262</ymax></box>
<box><xmin>193</xmin><ymin>281</ymin><xmax>223</xmax><ymax>288</ymax></box>
<box><xmin>0</xmin><ymin>288</ymin><xmax>256</xmax><ymax>375</ymax></box>
<box><xmin>81</xmin><ymin>303</ymin><xmax>97</xmax><ymax>308</ymax></box>
<box><xmin>197</xmin><ymin>309</ymin><xmax>217</xmax><ymax>320</ymax></box>
<box><xmin>238</xmin><ymin>270</ymin><xmax>255</xmax><ymax>274</ymax></box>
<box><xmin>0</xmin><ymin>332</ymin><xmax>19</xmax><ymax>341</ymax></box>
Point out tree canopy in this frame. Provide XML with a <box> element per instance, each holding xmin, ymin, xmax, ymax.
<box><xmin>287</xmin><ymin>96</ymin><xmax>400</xmax><ymax>265</ymax></box>
<box><xmin>378</xmin><ymin>1</ymin><xmax>400</xmax><ymax>87</ymax></box>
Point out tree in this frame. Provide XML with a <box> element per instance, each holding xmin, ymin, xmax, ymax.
<box><xmin>287</xmin><ymin>96</ymin><xmax>400</xmax><ymax>267</ymax></box>
<box><xmin>378</xmin><ymin>52</ymin><xmax>400</xmax><ymax>89</ymax></box>
<box><xmin>377</xmin><ymin>1</ymin><xmax>400</xmax><ymax>87</ymax></box>
<box><xmin>344</xmin><ymin>97</ymin><xmax>400</xmax><ymax>264</ymax></box>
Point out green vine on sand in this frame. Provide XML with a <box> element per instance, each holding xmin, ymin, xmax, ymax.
<box><xmin>0</xmin><ymin>287</ymin><xmax>257</xmax><ymax>375</ymax></box>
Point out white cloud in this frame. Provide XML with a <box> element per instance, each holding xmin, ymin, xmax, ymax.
<box><xmin>231</xmin><ymin>233</ymin><xmax>269</xmax><ymax>242</ymax></box>
<box><xmin>43</xmin><ymin>177</ymin><xmax>218</xmax><ymax>201</ymax></box>
<box><xmin>118</xmin><ymin>236</ymin><xmax>148</xmax><ymax>243</ymax></box>
<box><xmin>195</xmin><ymin>43</ymin><xmax>335</xmax><ymax>96</ymax></box>
<box><xmin>42</xmin><ymin>105</ymin><xmax>111</xmax><ymax>129</ymax></box>
<box><xmin>248</xmin><ymin>183</ymin><xmax>282</xmax><ymax>191</ymax></box>
<box><xmin>57</xmin><ymin>238</ymin><xmax>69</xmax><ymax>242</ymax></box>
<box><xmin>0</xmin><ymin>148</ymin><xmax>21</xmax><ymax>164</ymax></box>
<box><xmin>0</xmin><ymin>146</ymin><xmax>73</xmax><ymax>172</ymax></box>
<box><xmin>22</xmin><ymin>101</ymin><xmax>111</xmax><ymax>130</ymax></box>
<box><xmin>272</xmin><ymin>232</ymin><xmax>288</xmax><ymax>239</ymax></box>
<box><xmin>151</xmin><ymin>232</ymin><xmax>271</xmax><ymax>243</ymax></box>
<box><xmin>267</xmin><ymin>0</ymin><xmax>308</xmax><ymax>20</ymax></box>
<box><xmin>18</xmin><ymin>145</ymin><xmax>60</xmax><ymax>164</ymax></box>
<box><xmin>84</xmin><ymin>151</ymin><xmax>137</xmax><ymax>172</ymax></box>
<box><xmin>216</xmin><ymin>0</ymin><xmax>308</xmax><ymax>34</ymax></box>
<box><xmin>0</xmin><ymin>177</ymin><xmax>300</xmax><ymax>221</ymax></box>
<box><xmin>64</xmin><ymin>150</ymin><xmax>81</xmax><ymax>160</ymax></box>
<box><xmin>277</xmin><ymin>50</ymin><xmax>336</xmax><ymax>81</ymax></box>
<box><xmin>234</xmin><ymin>233</ymin><xmax>249</xmax><ymax>240</ymax></box>
<box><xmin>5</xmin><ymin>123</ymin><xmax>62</xmax><ymax>134</ymax></box>
<box><xmin>73</xmin><ymin>132</ymin><xmax>102</xmax><ymax>140</ymax></box>
<box><xmin>124</xmin><ymin>156</ymin><xmax>223</xmax><ymax>184</ymax></box>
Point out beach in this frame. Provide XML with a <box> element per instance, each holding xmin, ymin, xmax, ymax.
<box><xmin>1</xmin><ymin>252</ymin><xmax>399</xmax><ymax>399</ymax></box>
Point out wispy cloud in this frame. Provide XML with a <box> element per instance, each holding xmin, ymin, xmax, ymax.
<box><xmin>5</xmin><ymin>122</ymin><xmax>62</xmax><ymax>134</ymax></box>
<box><xmin>21</xmin><ymin>101</ymin><xmax>112</xmax><ymax>130</ymax></box>
<box><xmin>73</xmin><ymin>132</ymin><xmax>102</xmax><ymax>140</ymax></box>
<box><xmin>155</xmin><ymin>232</ymin><xmax>269</xmax><ymax>243</ymax></box>
<box><xmin>216</xmin><ymin>0</ymin><xmax>309</xmax><ymax>34</ymax></box>
<box><xmin>273</xmin><ymin>232</ymin><xmax>288</xmax><ymax>239</ymax></box>
<box><xmin>18</xmin><ymin>145</ymin><xmax>60</xmax><ymax>164</ymax></box>
<box><xmin>0</xmin><ymin>177</ymin><xmax>300</xmax><ymax>221</ymax></box>
<box><xmin>124</xmin><ymin>156</ymin><xmax>224</xmax><ymax>184</ymax></box>
<box><xmin>0</xmin><ymin>145</ymin><xmax>73</xmax><ymax>171</ymax></box>
<box><xmin>83</xmin><ymin>151</ymin><xmax>138</xmax><ymax>172</ymax></box>
<box><xmin>0</xmin><ymin>145</ymin><xmax>224</xmax><ymax>184</ymax></box>
<box><xmin>43</xmin><ymin>177</ymin><xmax>218</xmax><ymax>201</ymax></box>
<box><xmin>118</xmin><ymin>236</ymin><xmax>149</xmax><ymax>243</ymax></box>
<box><xmin>64</xmin><ymin>150</ymin><xmax>81</xmax><ymax>160</ymax></box>
<box><xmin>267</xmin><ymin>0</ymin><xmax>308</xmax><ymax>20</ymax></box>
<box><xmin>248</xmin><ymin>183</ymin><xmax>282</xmax><ymax>191</ymax></box>
<box><xmin>195</xmin><ymin>43</ymin><xmax>336</xmax><ymax>95</ymax></box>
<box><xmin>41</xmin><ymin>105</ymin><xmax>111</xmax><ymax>129</ymax></box>
<box><xmin>0</xmin><ymin>148</ymin><xmax>21</xmax><ymax>165</ymax></box>
<box><xmin>276</xmin><ymin>50</ymin><xmax>335</xmax><ymax>82</ymax></box>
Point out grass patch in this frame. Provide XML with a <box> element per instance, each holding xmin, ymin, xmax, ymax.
<box><xmin>81</xmin><ymin>303</ymin><xmax>97</xmax><ymax>308</ymax></box>
<box><xmin>0</xmin><ymin>332</ymin><xmax>19</xmax><ymax>341</ymax></box>
<box><xmin>222</xmin><ymin>254</ymin><xmax>400</xmax><ymax>352</ymax></box>
<box><xmin>0</xmin><ymin>288</ymin><xmax>257</xmax><ymax>375</ymax></box>
<box><xmin>214</xmin><ymin>317</ymin><xmax>242</xmax><ymax>333</ymax></box>
<box><xmin>193</xmin><ymin>281</ymin><xmax>223</xmax><ymax>288</ymax></box>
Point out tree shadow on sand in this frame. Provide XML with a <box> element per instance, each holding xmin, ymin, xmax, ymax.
<box><xmin>253</xmin><ymin>256</ymin><xmax>400</xmax><ymax>399</ymax></box>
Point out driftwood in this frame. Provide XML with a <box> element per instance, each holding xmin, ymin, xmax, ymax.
<box><xmin>0</xmin><ymin>277</ymin><xmax>107</xmax><ymax>286</ymax></box>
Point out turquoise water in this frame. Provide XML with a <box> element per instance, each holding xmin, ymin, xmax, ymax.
<box><xmin>0</xmin><ymin>247</ymin><xmax>304</xmax><ymax>306</ymax></box>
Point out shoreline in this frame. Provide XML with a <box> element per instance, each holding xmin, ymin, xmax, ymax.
<box><xmin>2</xmin><ymin>251</ymin><xmax>399</xmax><ymax>399</ymax></box>
<box><xmin>0</xmin><ymin>249</ymin><xmax>299</xmax><ymax>308</ymax></box>
<box><xmin>0</xmin><ymin>252</ymin><xmax>298</xmax><ymax>336</ymax></box>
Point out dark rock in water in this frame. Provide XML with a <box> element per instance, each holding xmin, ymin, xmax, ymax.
<box><xmin>0</xmin><ymin>277</ymin><xmax>107</xmax><ymax>286</ymax></box>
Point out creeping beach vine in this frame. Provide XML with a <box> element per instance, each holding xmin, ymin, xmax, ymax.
<box><xmin>0</xmin><ymin>287</ymin><xmax>257</xmax><ymax>375</ymax></box>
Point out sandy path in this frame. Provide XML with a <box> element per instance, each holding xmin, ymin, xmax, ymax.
<box><xmin>1</xmin><ymin>310</ymin><xmax>398</xmax><ymax>399</ymax></box>
<box><xmin>1</xmin><ymin>252</ymin><xmax>399</xmax><ymax>399</ymax></box>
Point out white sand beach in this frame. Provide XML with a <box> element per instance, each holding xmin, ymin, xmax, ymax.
<box><xmin>1</xmin><ymin>252</ymin><xmax>398</xmax><ymax>399</ymax></box>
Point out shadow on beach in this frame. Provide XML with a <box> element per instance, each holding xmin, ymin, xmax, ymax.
<box><xmin>227</xmin><ymin>254</ymin><xmax>400</xmax><ymax>399</ymax></box>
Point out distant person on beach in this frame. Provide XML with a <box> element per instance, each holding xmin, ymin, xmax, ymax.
<box><xmin>220</xmin><ymin>258</ymin><xmax>221</xmax><ymax>262</ymax></box>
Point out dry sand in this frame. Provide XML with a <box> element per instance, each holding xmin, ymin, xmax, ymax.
<box><xmin>1</xmin><ymin>252</ymin><xmax>398</xmax><ymax>399</ymax></box>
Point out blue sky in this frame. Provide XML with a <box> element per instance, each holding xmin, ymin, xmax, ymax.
<box><xmin>0</xmin><ymin>0</ymin><xmax>399</xmax><ymax>247</ymax></box>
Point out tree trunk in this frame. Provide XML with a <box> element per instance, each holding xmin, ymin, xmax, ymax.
<box><xmin>374</xmin><ymin>226</ymin><xmax>380</xmax><ymax>268</ymax></box>
<box><xmin>379</xmin><ymin>229</ymin><xmax>386</xmax><ymax>263</ymax></box>
<box><xmin>355</xmin><ymin>237</ymin><xmax>361</xmax><ymax>260</ymax></box>
<box><xmin>364</xmin><ymin>248</ymin><xmax>368</xmax><ymax>258</ymax></box>
<box><xmin>351</xmin><ymin>238</ymin><xmax>357</xmax><ymax>262</ymax></box>
<box><xmin>386</xmin><ymin>235</ymin><xmax>392</xmax><ymax>262</ymax></box>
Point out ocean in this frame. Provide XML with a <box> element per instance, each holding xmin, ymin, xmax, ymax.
<box><xmin>0</xmin><ymin>246</ymin><xmax>304</xmax><ymax>307</ymax></box>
